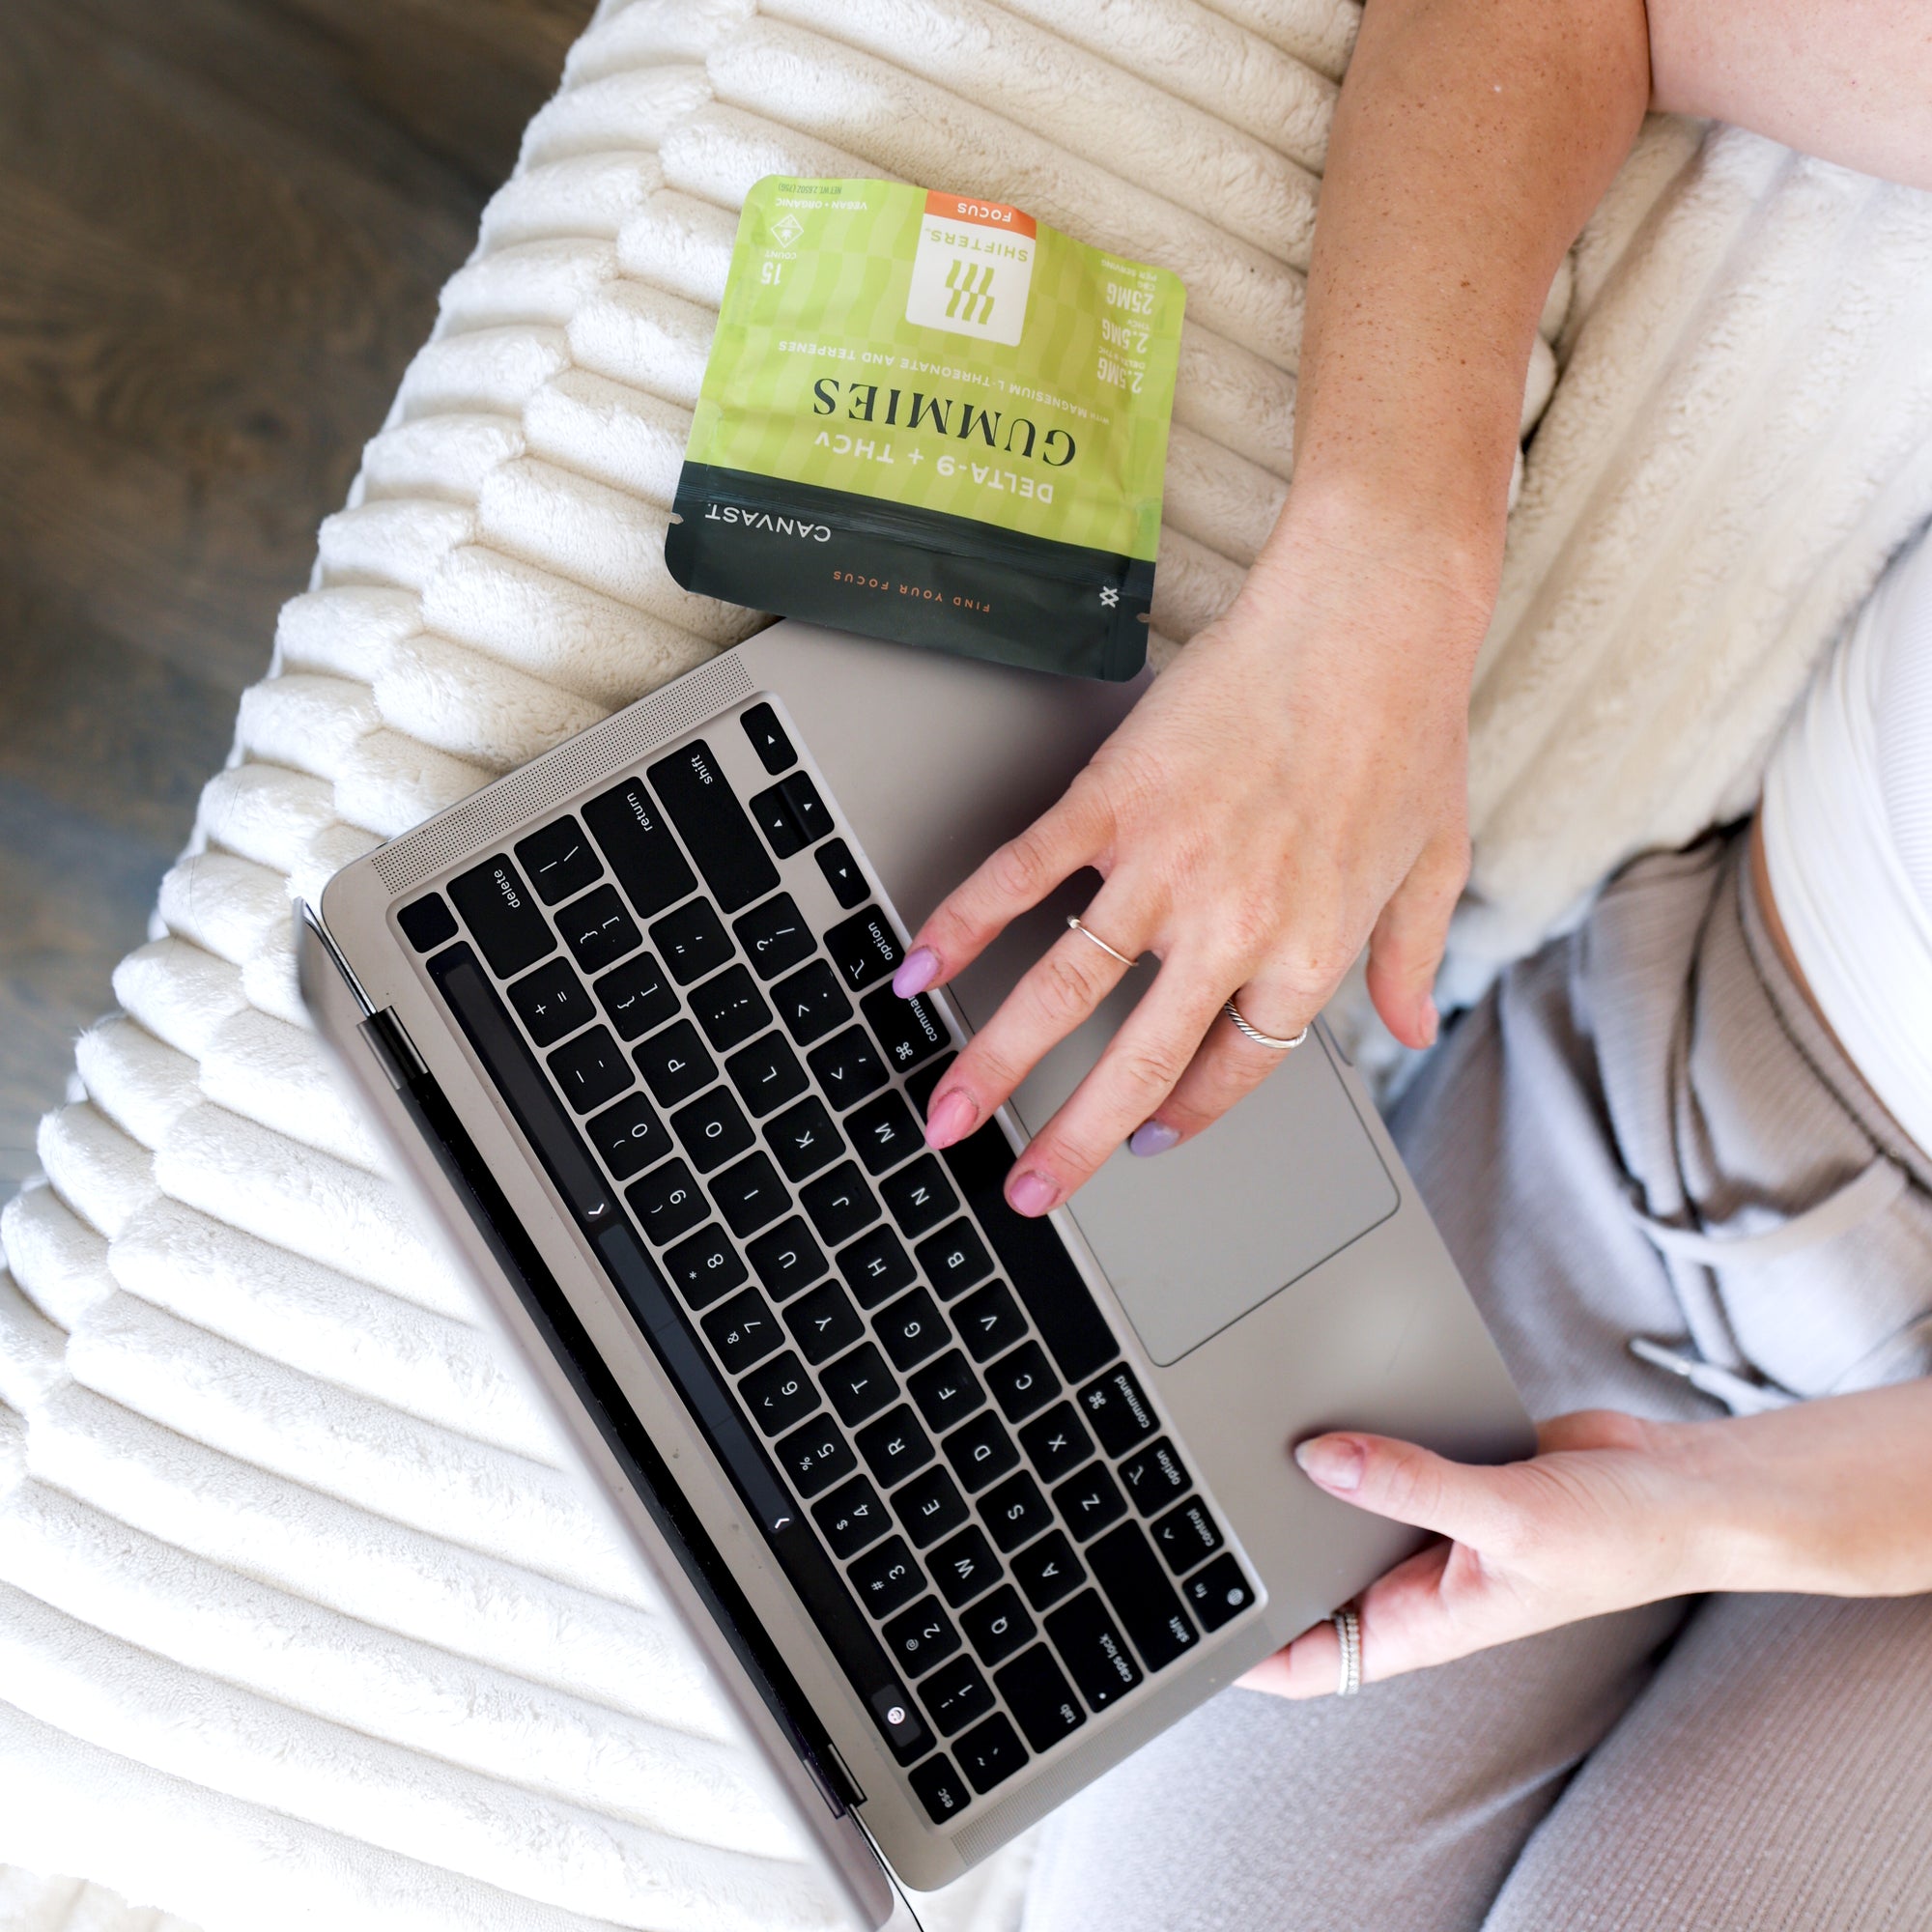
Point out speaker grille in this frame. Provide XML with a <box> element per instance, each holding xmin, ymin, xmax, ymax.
<box><xmin>372</xmin><ymin>652</ymin><xmax>754</xmax><ymax>894</ymax></box>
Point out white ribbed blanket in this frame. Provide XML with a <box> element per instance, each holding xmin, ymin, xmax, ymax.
<box><xmin>3</xmin><ymin>1</ymin><xmax>1931</xmax><ymax>1925</ymax></box>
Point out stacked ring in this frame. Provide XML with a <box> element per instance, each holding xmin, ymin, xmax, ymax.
<box><xmin>1065</xmin><ymin>916</ymin><xmax>1138</xmax><ymax>968</ymax></box>
<box><xmin>1224</xmin><ymin>999</ymin><xmax>1310</xmax><ymax>1053</ymax></box>
<box><xmin>1330</xmin><ymin>1604</ymin><xmax>1362</xmax><ymax>1696</ymax></box>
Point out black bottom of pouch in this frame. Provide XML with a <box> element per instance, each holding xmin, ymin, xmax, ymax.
<box><xmin>666</xmin><ymin>464</ymin><xmax>1152</xmax><ymax>682</ymax></box>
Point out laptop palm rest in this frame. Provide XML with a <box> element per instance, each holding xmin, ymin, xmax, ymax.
<box><xmin>746</xmin><ymin>621</ymin><xmax>1402</xmax><ymax>1371</ymax></box>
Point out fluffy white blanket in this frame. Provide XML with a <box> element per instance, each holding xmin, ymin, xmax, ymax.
<box><xmin>3</xmin><ymin>0</ymin><xmax>1930</xmax><ymax>1925</ymax></box>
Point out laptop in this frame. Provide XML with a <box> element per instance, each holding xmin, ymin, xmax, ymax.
<box><xmin>298</xmin><ymin>617</ymin><xmax>1532</xmax><ymax>1924</ymax></box>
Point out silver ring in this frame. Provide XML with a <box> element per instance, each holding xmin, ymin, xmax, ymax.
<box><xmin>1330</xmin><ymin>1605</ymin><xmax>1362</xmax><ymax>1697</ymax></box>
<box><xmin>1066</xmin><ymin>916</ymin><xmax>1138</xmax><ymax>969</ymax></box>
<box><xmin>1223</xmin><ymin>999</ymin><xmax>1309</xmax><ymax>1053</ymax></box>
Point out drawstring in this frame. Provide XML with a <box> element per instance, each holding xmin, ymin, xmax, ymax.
<box><xmin>1627</xmin><ymin>1155</ymin><xmax>1910</xmax><ymax>1410</ymax></box>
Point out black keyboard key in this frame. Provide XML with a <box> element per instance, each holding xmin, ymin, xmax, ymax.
<box><xmin>650</xmin><ymin>899</ymin><xmax>733</xmax><ymax>984</ymax></box>
<box><xmin>585</xmin><ymin>1091</ymin><xmax>670</xmax><ymax>1179</ymax></box>
<box><xmin>917</xmin><ymin>1221</ymin><xmax>994</xmax><ymax>1300</ymax></box>
<box><xmin>1088</xmin><ymin>1520</ymin><xmax>1199</xmax><ymax>1672</ymax></box>
<box><xmin>862</xmin><ymin>983</ymin><xmax>949</xmax><ymax>1074</ymax></box>
<box><xmin>960</xmin><ymin>1584</ymin><xmax>1035</xmax><ymax>1667</ymax></box>
<box><xmin>904</xmin><ymin>1054</ymin><xmax>955</xmax><ymax>1119</ymax></box>
<box><xmin>397</xmin><ymin>893</ymin><xmax>457</xmax><ymax>952</ymax></box>
<box><xmin>740</xmin><ymin>700</ymin><xmax>795</xmax><ymax>775</ymax></box>
<box><xmin>748</xmin><ymin>779</ymin><xmax>810</xmax><ymax>858</ymax></box>
<box><xmin>930</xmin><ymin>1526</ymin><xmax>1001</xmax><ymax>1608</ymax></box>
<box><xmin>773</xmin><ymin>960</ymin><xmax>852</xmax><ymax>1046</ymax></box>
<box><xmin>647</xmin><ymin>740</ymin><xmax>779</xmax><ymax>912</ymax></box>
<box><xmin>815</xmin><ymin>838</ymin><xmax>867</xmax><ymax>908</ymax></box>
<box><xmin>909</xmin><ymin>1351</ymin><xmax>984</xmax><ymax>1435</ymax></box>
<box><xmin>1054</xmin><ymin>1463</ymin><xmax>1128</xmax><ymax>1542</ymax></box>
<box><xmin>856</xmin><ymin>1405</ymin><xmax>933</xmax><ymax>1488</ymax></box>
<box><xmin>781</xmin><ymin>771</ymin><xmax>833</xmax><ymax>844</ymax></box>
<box><xmin>954</xmin><ymin>1281</ymin><xmax>1027</xmax><ymax>1363</ymax></box>
<box><xmin>1011</xmin><ymin>1529</ymin><xmax>1084</xmax><ymax>1611</ymax></box>
<box><xmin>809</xmin><ymin>1027</ymin><xmax>889</xmax><ymax>1111</ymax></box>
<box><xmin>921</xmin><ymin>1655</ymin><xmax>995</xmax><ymax>1737</ymax></box>
<box><xmin>733</xmin><ymin>893</ymin><xmax>815</xmax><ymax>980</ymax></box>
<box><xmin>954</xmin><ymin>1712</ymin><xmax>1027</xmax><ymax>1794</ymax></box>
<box><xmin>1120</xmin><ymin>1438</ymin><xmax>1190</xmax><ymax>1517</ymax></box>
<box><xmin>1079</xmin><ymin>1364</ymin><xmax>1158</xmax><ymax>1458</ymax></box>
<box><xmin>775</xmin><ymin>1414</ymin><xmax>854</xmax><ymax>1497</ymax></box>
<box><xmin>724</xmin><ymin>1033</ymin><xmax>809</xmax><ymax>1117</ymax></box>
<box><xmin>548</xmin><ymin>1026</ymin><xmax>632</xmax><ymax>1114</ymax></box>
<box><xmin>812</xmin><ymin>1475</ymin><xmax>889</xmax><ymax>1558</ymax></box>
<box><xmin>1045</xmin><ymin>1591</ymin><xmax>1143</xmax><ymax>1712</ymax></box>
<box><xmin>995</xmin><ymin>1645</ymin><xmax>1086</xmax><ymax>1752</ymax></box>
<box><xmin>985</xmin><ymin>1341</ymin><xmax>1058</xmax><ymax>1423</ymax></box>
<box><xmin>824</xmin><ymin>1342</ymin><xmax>897</xmax><ymax>1427</ymax></box>
<box><xmin>663</xmin><ymin>1225</ymin><xmax>747</xmax><ymax>1308</ymax></box>
<box><xmin>670</xmin><ymin>1087</ymin><xmax>754</xmax><ymax>1173</ymax></box>
<box><xmin>701</xmin><ymin>1287</ymin><xmax>782</xmax><ymax>1373</ymax></box>
<box><xmin>836</xmin><ymin>1226</ymin><xmax>916</xmax><ymax>1309</ymax></box>
<box><xmin>515</xmin><ymin>814</ymin><xmax>603</xmax><ymax>904</ymax></box>
<box><xmin>944</xmin><ymin>1410</ymin><xmax>1019</xmax><ymax>1492</ymax></box>
<box><xmin>1180</xmin><ymin>1552</ymin><xmax>1256</xmax><ymax>1632</ymax></box>
<box><xmin>634</xmin><ymin>1019</ymin><xmax>716</xmax><ymax>1106</ymax></box>
<box><xmin>1151</xmin><ymin>1494</ymin><xmax>1224</xmax><ymax>1574</ymax></box>
<box><xmin>746</xmin><ymin>1216</ymin><xmax>827</xmax><ymax>1300</ymax></box>
<box><xmin>448</xmin><ymin>855</ymin><xmax>554</xmax><ymax>978</ymax></box>
<box><xmin>980</xmin><ymin>1471</ymin><xmax>1053</xmax><ymax>1553</ymax></box>
<box><xmin>1019</xmin><ymin>1403</ymin><xmax>1094</xmax><ymax>1485</ymax></box>
<box><xmin>825</xmin><ymin>907</ymin><xmax>904</xmax><ymax>992</ymax></box>
<box><xmin>690</xmin><ymin>964</ymin><xmax>771</xmax><ymax>1052</ymax></box>
<box><xmin>849</xmin><ymin>1536</ymin><xmax>923</xmax><ymax>1619</ymax></box>
<box><xmin>508</xmin><ymin>956</ymin><xmax>594</xmax><ymax>1048</ymax></box>
<box><xmin>583</xmin><ymin>778</ymin><xmax>696</xmax><ymax>920</ymax></box>
<box><xmin>881</xmin><ymin>1155</ymin><xmax>958</xmax><ymax>1238</ymax></box>
<box><xmin>740</xmin><ymin>1351</ymin><xmax>818</xmax><ymax>1436</ymax></box>
<box><xmin>939</xmin><ymin>1122</ymin><xmax>1117</xmax><ymax>1384</ymax></box>
<box><xmin>710</xmin><ymin>1151</ymin><xmax>789</xmax><ymax>1237</ymax></box>
<box><xmin>892</xmin><ymin>1464</ymin><xmax>969</xmax><ymax>1548</ymax></box>
<box><xmin>558</xmin><ymin>884</ymin><xmax>640</xmax><ymax>974</ymax></box>
<box><xmin>876</xmin><ymin>1288</ymin><xmax>947</xmax><ymax>1372</ymax></box>
<box><xmin>765</xmin><ymin>1096</ymin><xmax>841</xmax><ymax>1182</ymax></box>
<box><xmin>594</xmin><ymin>952</ymin><xmax>679</xmax><ymax>1039</ymax></box>
<box><xmin>843</xmin><ymin>1091</ymin><xmax>923</xmax><ymax>1177</ymax></box>
<box><xmin>909</xmin><ymin>1753</ymin><xmax>969</xmax><ymax>1823</ymax></box>
<box><xmin>626</xmin><ymin>1157</ymin><xmax>707</xmax><ymax>1244</ymax></box>
<box><xmin>884</xmin><ymin>1597</ymin><xmax>960</xmax><ymax>1675</ymax></box>
<box><xmin>783</xmin><ymin>1280</ymin><xmax>864</xmax><ymax>1364</ymax></box>
<box><xmin>801</xmin><ymin>1163</ymin><xmax>879</xmax><ymax>1246</ymax></box>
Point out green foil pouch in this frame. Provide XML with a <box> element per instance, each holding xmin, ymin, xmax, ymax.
<box><xmin>666</xmin><ymin>177</ymin><xmax>1185</xmax><ymax>681</ymax></box>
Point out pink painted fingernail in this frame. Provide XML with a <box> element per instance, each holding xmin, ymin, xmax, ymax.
<box><xmin>1008</xmin><ymin>1170</ymin><xmax>1059</xmax><ymax>1217</ymax></box>
<box><xmin>1295</xmin><ymin>1435</ymin><xmax>1365</xmax><ymax>1492</ymax></box>
<box><xmin>894</xmin><ymin>947</ymin><xmax>940</xmax><ymax>998</ymax></box>
<box><xmin>1128</xmin><ymin>1121</ymin><xmax>1180</xmax><ymax>1158</ymax></box>
<box><xmin>924</xmin><ymin>1088</ymin><xmax>977</xmax><ymax>1150</ymax></box>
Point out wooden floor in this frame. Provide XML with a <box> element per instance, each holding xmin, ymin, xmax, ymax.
<box><xmin>0</xmin><ymin>0</ymin><xmax>595</xmax><ymax>1191</ymax></box>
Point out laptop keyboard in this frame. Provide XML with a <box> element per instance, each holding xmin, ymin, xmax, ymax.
<box><xmin>397</xmin><ymin>697</ymin><xmax>1257</xmax><ymax>1825</ymax></box>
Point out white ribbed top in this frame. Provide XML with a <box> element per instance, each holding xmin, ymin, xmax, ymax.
<box><xmin>1763</xmin><ymin>526</ymin><xmax>1932</xmax><ymax>1156</ymax></box>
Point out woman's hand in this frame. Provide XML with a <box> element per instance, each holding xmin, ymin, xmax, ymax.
<box><xmin>896</xmin><ymin>498</ymin><xmax>1495</xmax><ymax>1217</ymax></box>
<box><xmin>1244</xmin><ymin>1381</ymin><xmax>1932</xmax><ymax>1697</ymax></box>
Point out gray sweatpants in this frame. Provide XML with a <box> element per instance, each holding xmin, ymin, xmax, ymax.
<box><xmin>1023</xmin><ymin>832</ymin><xmax>1932</xmax><ymax>1932</ymax></box>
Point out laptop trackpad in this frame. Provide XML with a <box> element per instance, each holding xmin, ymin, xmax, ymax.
<box><xmin>980</xmin><ymin>929</ymin><xmax>1401</xmax><ymax>1367</ymax></box>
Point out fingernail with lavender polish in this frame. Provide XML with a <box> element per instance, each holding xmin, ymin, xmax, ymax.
<box><xmin>1008</xmin><ymin>1170</ymin><xmax>1059</xmax><ymax>1217</ymax></box>
<box><xmin>924</xmin><ymin>1088</ymin><xmax>977</xmax><ymax>1150</ymax></box>
<box><xmin>893</xmin><ymin>947</ymin><xmax>940</xmax><ymax>998</ymax></box>
<box><xmin>1294</xmin><ymin>1435</ymin><xmax>1365</xmax><ymax>1492</ymax></box>
<box><xmin>1128</xmin><ymin>1120</ymin><xmax>1180</xmax><ymax>1158</ymax></box>
<box><xmin>1420</xmin><ymin>998</ymin><xmax>1440</xmax><ymax>1048</ymax></box>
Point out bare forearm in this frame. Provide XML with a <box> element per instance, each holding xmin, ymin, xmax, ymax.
<box><xmin>1688</xmin><ymin>1379</ymin><xmax>1932</xmax><ymax>1598</ymax></box>
<box><xmin>1279</xmin><ymin>0</ymin><xmax>1650</xmax><ymax>594</ymax></box>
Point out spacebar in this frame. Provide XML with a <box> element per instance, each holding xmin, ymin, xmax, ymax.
<box><xmin>425</xmin><ymin>947</ymin><xmax>931</xmax><ymax>1766</ymax></box>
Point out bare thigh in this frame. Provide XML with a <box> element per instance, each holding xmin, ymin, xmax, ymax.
<box><xmin>1484</xmin><ymin>1591</ymin><xmax>1932</xmax><ymax>1931</ymax></box>
<box><xmin>1021</xmin><ymin>1602</ymin><xmax>1688</xmax><ymax>1932</ymax></box>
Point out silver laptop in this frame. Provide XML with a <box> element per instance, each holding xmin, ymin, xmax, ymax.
<box><xmin>298</xmin><ymin>618</ymin><xmax>1531</xmax><ymax>1924</ymax></box>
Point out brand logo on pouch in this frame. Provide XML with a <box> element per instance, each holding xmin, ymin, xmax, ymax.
<box><xmin>768</xmin><ymin>211</ymin><xmax>805</xmax><ymax>247</ymax></box>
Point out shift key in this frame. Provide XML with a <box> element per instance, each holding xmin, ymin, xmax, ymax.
<box><xmin>1087</xmin><ymin>1522</ymin><xmax>1198</xmax><ymax>1672</ymax></box>
<box><xmin>648</xmin><ymin>741</ymin><xmax>780</xmax><ymax>912</ymax></box>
